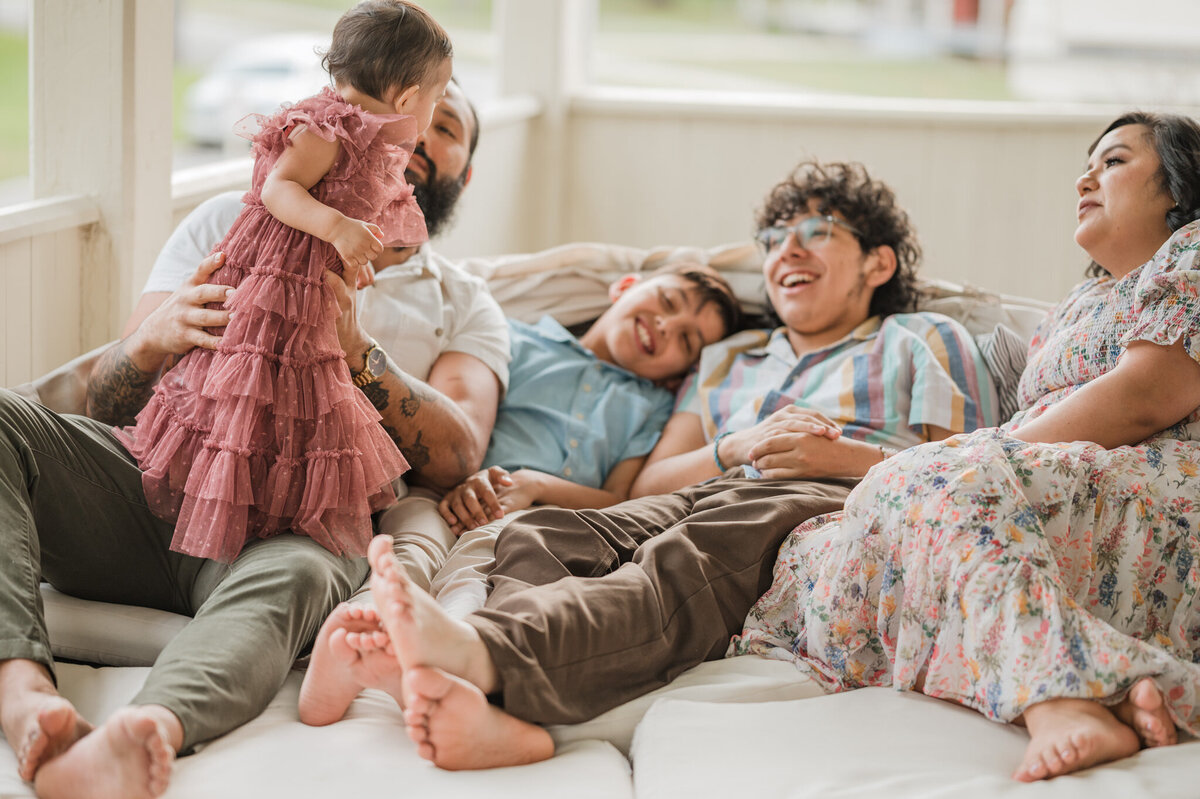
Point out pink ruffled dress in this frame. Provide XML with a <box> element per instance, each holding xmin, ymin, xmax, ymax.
<box><xmin>117</xmin><ymin>87</ymin><xmax>421</xmax><ymax>563</ymax></box>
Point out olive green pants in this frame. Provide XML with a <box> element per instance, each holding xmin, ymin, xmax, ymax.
<box><xmin>0</xmin><ymin>389</ymin><xmax>366</xmax><ymax>751</ymax></box>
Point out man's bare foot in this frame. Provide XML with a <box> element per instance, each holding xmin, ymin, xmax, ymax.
<box><xmin>1014</xmin><ymin>698</ymin><xmax>1139</xmax><ymax>781</ymax></box>
<box><xmin>1114</xmin><ymin>678</ymin><xmax>1178</xmax><ymax>748</ymax></box>
<box><xmin>10</xmin><ymin>695</ymin><xmax>92</xmax><ymax>781</ymax></box>
<box><xmin>299</xmin><ymin>602</ymin><xmax>405</xmax><ymax>726</ymax></box>
<box><xmin>33</xmin><ymin>707</ymin><xmax>174</xmax><ymax>799</ymax></box>
<box><xmin>402</xmin><ymin>666</ymin><xmax>553</xmax><ymax>770</ymax></box>
<box><xmin>366</xmin><ymin>535</ymin><xmax>497</xmax><ymax>692</ymax></box>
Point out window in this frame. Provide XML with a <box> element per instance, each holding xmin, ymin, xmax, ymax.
<box><xmin>173</xmin><ymin>0</ymin><xmax>495</xmax><ymax>168</ymax></box>
<box><xmin>0</xmin><ymin>0</ymin><xmax>29</xmax><ymax>203</ymax></box>
<box><xmin>590</xmin><ymin>0</ymin><xmax>1200</xmax><ymax>106</ymax></box>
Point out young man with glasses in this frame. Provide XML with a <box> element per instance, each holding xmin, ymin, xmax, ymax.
<box><xmin>339</xmin><ymin>160</ymin><xmax>1001</xmax><ymax>770</ymax></box>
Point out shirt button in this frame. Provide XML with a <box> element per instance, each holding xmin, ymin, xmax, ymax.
<box><xmin>582</xmin><ymin>384</ymin><xmax>592</xmax><ymax>392</ymax></box>
<box><xmin>563</xmin><ymin>467</ymin><xmax>573</xmax><ymax>477</ymax></box>
<box><xmin>569</xmin><ymin>439</ymin><xmax>578</xmax><ymax>448</ymax></box>
<box><xmin>434</xmin><ymin>327</ymin><xmax>444</xmax><ymax>337</ymax></box>
<box><xmin>575</xmin><ymin>413</ymin><xmax>584</xmax><ymax>420</ymax></box>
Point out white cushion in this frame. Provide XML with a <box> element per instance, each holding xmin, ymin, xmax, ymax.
<box><xmin>551</xmin><ymin>655</ymin><xmax>822</xmax><ymax>757</ymax></box>
<box><xmin>42</xmin><ymin>584</ymin><xmax>190</xmax><ymax>667</ymax></box>
<box><xmin>630</xmin><ymin>688</ymin><xmax>1200</xmax><ymax>799</ymax></box>
<box><xmin>0</xmin><ymin>665</ymin><xmax>635</xmax><ymax>799</ymax></box>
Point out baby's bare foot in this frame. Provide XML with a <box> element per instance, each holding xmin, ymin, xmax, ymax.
<box><xmin>1114</xmin><ymin>678</ymin><xmax>1178</xmax><ymax>748</ymax></box>
<box><xmin>1014</xmin><ymin>698</ymin><xmax>1139</xmax><ymax>781</ymax></box>
<box><xmin>402</xmin><ymin>666</ymin><xmax>553</xmax><ymax>770</ymax></box>
<box><xmin>367</xmin><ymin>535</ymin><xmax>496</xmax><ymax>691</ymax></box>
<box><xmin>13</xmin><ymin>695</ymin><xmax>91</xmax><ymax>781</ymax></box>
<box><xmin>299</xmin><ymin>602</ymin><xmax>403</xmax><ymax>725</ymax></box>
<box><xmin>34</xmin><ymin>707</ymin><xmax>174</xmax><ymax>799</ymax></box>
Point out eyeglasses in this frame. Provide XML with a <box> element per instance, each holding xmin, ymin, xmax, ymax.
<box><xmin>755</xmin><ymin>215</ymin><xmax>861</xmax><ymax>252</ymax></box>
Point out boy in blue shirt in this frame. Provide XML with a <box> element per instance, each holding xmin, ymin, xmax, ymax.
<box><xmin>297</xmin><ymin>264</ymin><xmax>739</xmax><ymax>724</ymax></box>
<box><xmin>437</xmin><ymin>266</ymin><xmax>740</xmax><ymax>534</ymax></box>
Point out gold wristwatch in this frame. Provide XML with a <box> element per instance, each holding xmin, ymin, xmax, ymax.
<box><xmin>351</xmin><ymin>340</ymin><xmax>387</xmax><ymax>388</ymax></box>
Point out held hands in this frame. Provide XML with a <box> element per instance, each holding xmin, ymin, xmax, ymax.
<box><xmin>330</xmin><ymin>216</ymin><xmax>384</xmax><ymax>271</ymax></box>
<box><xmin>438</xmin><ymin>466</ymin><xmax>543</xmax><ymax>536</ymax></box>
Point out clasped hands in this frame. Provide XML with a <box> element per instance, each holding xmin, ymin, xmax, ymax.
<box><xmin>724</xmin><ymin>405</ymin><xmax>851</xmax><ymax>479</ymax></box>
<box><xmin>438</xmin><ymin>466</ymin><xmax>542</xmax><ymax>536</ymax></box>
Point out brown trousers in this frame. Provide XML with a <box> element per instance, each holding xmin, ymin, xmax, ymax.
<box><xmin>467</xmin><ymin>472</ymin><xmax>855</xmax><ymax>724</ymax></box>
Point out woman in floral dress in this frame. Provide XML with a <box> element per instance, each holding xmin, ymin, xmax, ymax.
<box><xmin>731</xmin><ymin>111</ymin><xmax>1200</xmax><ymax>781</ymax></box>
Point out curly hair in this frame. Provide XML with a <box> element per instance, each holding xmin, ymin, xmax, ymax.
<box><xmin>755</xmin><ymin>161</ymin><xmax>922</xmax><ymax>319</ymax></box>
<box><xmin>1084</xmin><ymin>112</ymin><xmax>1200</xmax><ymax>278</ymax></box>
<box><xmin>321</xmin><ymin>0</ymin><xmax>453</xmax><ymax>103</ymax></box>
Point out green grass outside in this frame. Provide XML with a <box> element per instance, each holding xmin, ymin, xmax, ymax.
<box><xmin>0</xmin><ymin>1</ymin><xmax>1016</xmax><ymax>183</ymax></box>
<box><xmin>681</xmin><ymin>56</ymin><xmax>1014</xmax><ymax>100</ymax></box>
<box><xmin>0</xmin><ymin>30</ymin><xmax>28</xmax><ymax>182</ymax></box>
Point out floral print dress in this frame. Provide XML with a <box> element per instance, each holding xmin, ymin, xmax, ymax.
<box><xmin>731</xmin><ymin>220</ymin><xmax>1200</xmax><ymax>734</ymax></box>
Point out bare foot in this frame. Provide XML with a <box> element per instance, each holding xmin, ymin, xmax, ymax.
<box><xmin>1114</xmin><ymin>678</ymin><xmax>1178</xmax><ymax>748</ymax></box>
<box><xmin>1014</xmin><ymin>698</ymin><xmax>1139</xmax><ymax>781</ymax></box>
<box><xmin>299</xmin><ymin>602</ymin><xmax>405</xmax><ymax>726</ymax></box>
<box><xmin>34</xmin><ymin>707</ymin><xmax>174</xmax><ymax>799</ymax></box>
<box><xmin>11</xmin><ymin>695</ymin><xmax>91</xmax><ymax>781</ymax></box>
<box><xmin>402</xmin><ymin>666</ymin><xmax>554</xmax><ymax>770</ymax></box>
<box><xmin>367</xmin><ymin>535</ymin><xmax>497</xmax><ymax>692</ymax></box>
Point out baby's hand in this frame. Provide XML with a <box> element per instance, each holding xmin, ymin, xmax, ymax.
<box><xmin>330</xmin><ymin>217</ymin><xmax>384</xmax><ymax>270</ymax></box>
<box><xmin>438</xmin><ymin>466</ymin><xmax>514</xmax><ymax>536</ymax></box>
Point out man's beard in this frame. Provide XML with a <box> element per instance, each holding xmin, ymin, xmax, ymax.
<box><xmin>407</xmin><ymin>146</ymin><xmax>467</xmax><ymax>240</ymax></box>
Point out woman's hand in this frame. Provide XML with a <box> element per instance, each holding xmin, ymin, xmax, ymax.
<box><xmin>438</xmin><ymin>466</ymin><xmax>515</xmax><ymax>535</ymax></box>
<box><xmin>330</xmin><ymin>217</ymin><xmax>384</xmax><ymax>270</ymax></box>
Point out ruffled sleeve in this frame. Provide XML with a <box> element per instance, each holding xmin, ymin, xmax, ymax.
<box><xmin>1121</xmin><ymin>220</ymin><xmax>1200</xmax><ymax>366</ymax></box>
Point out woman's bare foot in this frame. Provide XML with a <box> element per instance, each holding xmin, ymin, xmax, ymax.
<box><xmin>299</xmin><ymin>602</ymin><xmax>406</xmax><ymax>726</ymax></box>
<box><xmin>366</xmin><ymin>535</ymin><xmax>497</xmax><ymax>692</ymax></box>
<box><xmin>402</xmin><ymin>666</ymin><xmax>553</xmax><ymax>770</ymax></box>
<box><xmin>1114</xmin><ymin>678</ymin><xmax>1178</xmax><ymax>748</ymax></box>
<box><xmin>33</xmin><ymin>707</ymin><xmax>174</xmax><ymax>799</ymax></box>
<box><xmin>1014</xmin><ymin>698</ymin><xmax>1139</xmax><ymax>781</ymax></box>
<box><xmin>10</xmin><ymin>695</ymin><xmax>92</xmax><ymax>781</ymax></box>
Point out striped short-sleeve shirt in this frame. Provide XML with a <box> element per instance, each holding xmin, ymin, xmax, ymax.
<box><xmin>676</xmin><ymin>312</ymin><xmax>999</xmax><ymax>451</ymax></box>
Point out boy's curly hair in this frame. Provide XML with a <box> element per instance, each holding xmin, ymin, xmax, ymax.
<box><xmin>755</xmin><ymin>161</ymin><xmax>922</xmax><ymax>319</ymax></box>
<box><xmin>322</xmin><ymin>0</ymin><xmax>453</xmax><ymax>102</ymax></box>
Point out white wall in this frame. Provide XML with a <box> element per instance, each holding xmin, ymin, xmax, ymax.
<box><xmin>562</xmin><ymin>89</ymin><xmax>1113</xmax><ymax>303</ymax></box>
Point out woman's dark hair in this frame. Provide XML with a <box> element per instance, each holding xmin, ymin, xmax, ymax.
<box><xmin>321</xmin><ymin>0</ymin><xmax>453</xmax><ymax>102</ymax></box>
<box><xmin>755</xmin><ymin>160</ymin><xmax>922</xmax><ymax>320</ymax></box>
<box><xmin>1084</xmin><ymin>112</ymin><xmax>1200</xmax><ymax>277</ymax></box>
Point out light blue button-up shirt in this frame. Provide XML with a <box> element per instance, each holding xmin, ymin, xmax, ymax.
<box><xmin>483</xmin><ymin>317</ymin><xmax>674</xmax><ymax>488</ymax></box>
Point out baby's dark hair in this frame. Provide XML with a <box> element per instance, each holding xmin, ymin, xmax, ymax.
<box><xmin>755</xmin><ymin>161</ymin><xmax>922</xmax><ymax>319</ymax></box>
<box><xmin>322</xmin><ymin>0</ymin><xmax>453</xmax><ymax>102</ymax></box>
<box><xmin>653</xmin><ymin>263</ymin><xmax>742</xmax><ymax>339</ymax></box>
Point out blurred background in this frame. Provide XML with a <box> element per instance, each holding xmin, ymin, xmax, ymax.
<box><xmin>2</xmin><ymin>0</ymin><xmax>1199</xmax><ymax>201</ymax></box>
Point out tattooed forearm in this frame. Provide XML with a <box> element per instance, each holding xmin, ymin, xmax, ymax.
<box><xmin>397</xmin><ymin>427</ymin><xmax>431</xmax><ymax>472</ymax></box>
<box><xmin>362</xmin><ymin>361</ymin><xmax>480</xmax><ymax>488</ymax></box>
<box><xmin>86</xmin><ymin>341</ymin><xmax>159</xmax><ymax>425</ymax></box>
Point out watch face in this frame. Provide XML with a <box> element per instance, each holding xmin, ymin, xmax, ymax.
<box><xmin>366</xmin><ymin>346</ymin><xmax>387</xmax><ymax>377</ymax></box>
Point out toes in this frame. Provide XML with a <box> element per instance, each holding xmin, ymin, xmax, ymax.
<box><xmin>16</xmin><ymin>729</ymin><xmax>42</xmax><ymax>780</ymax></box>
<box><xmin>1040</xmin><ymin>748</ymin><xmax>1063</xmax><ymax>777</ymax></box>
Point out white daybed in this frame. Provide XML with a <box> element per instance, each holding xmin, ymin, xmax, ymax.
<box><xmin>4</xmin><ymin>242</ymin><xmax>1198</xmax><ymax>799</ymax></box>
